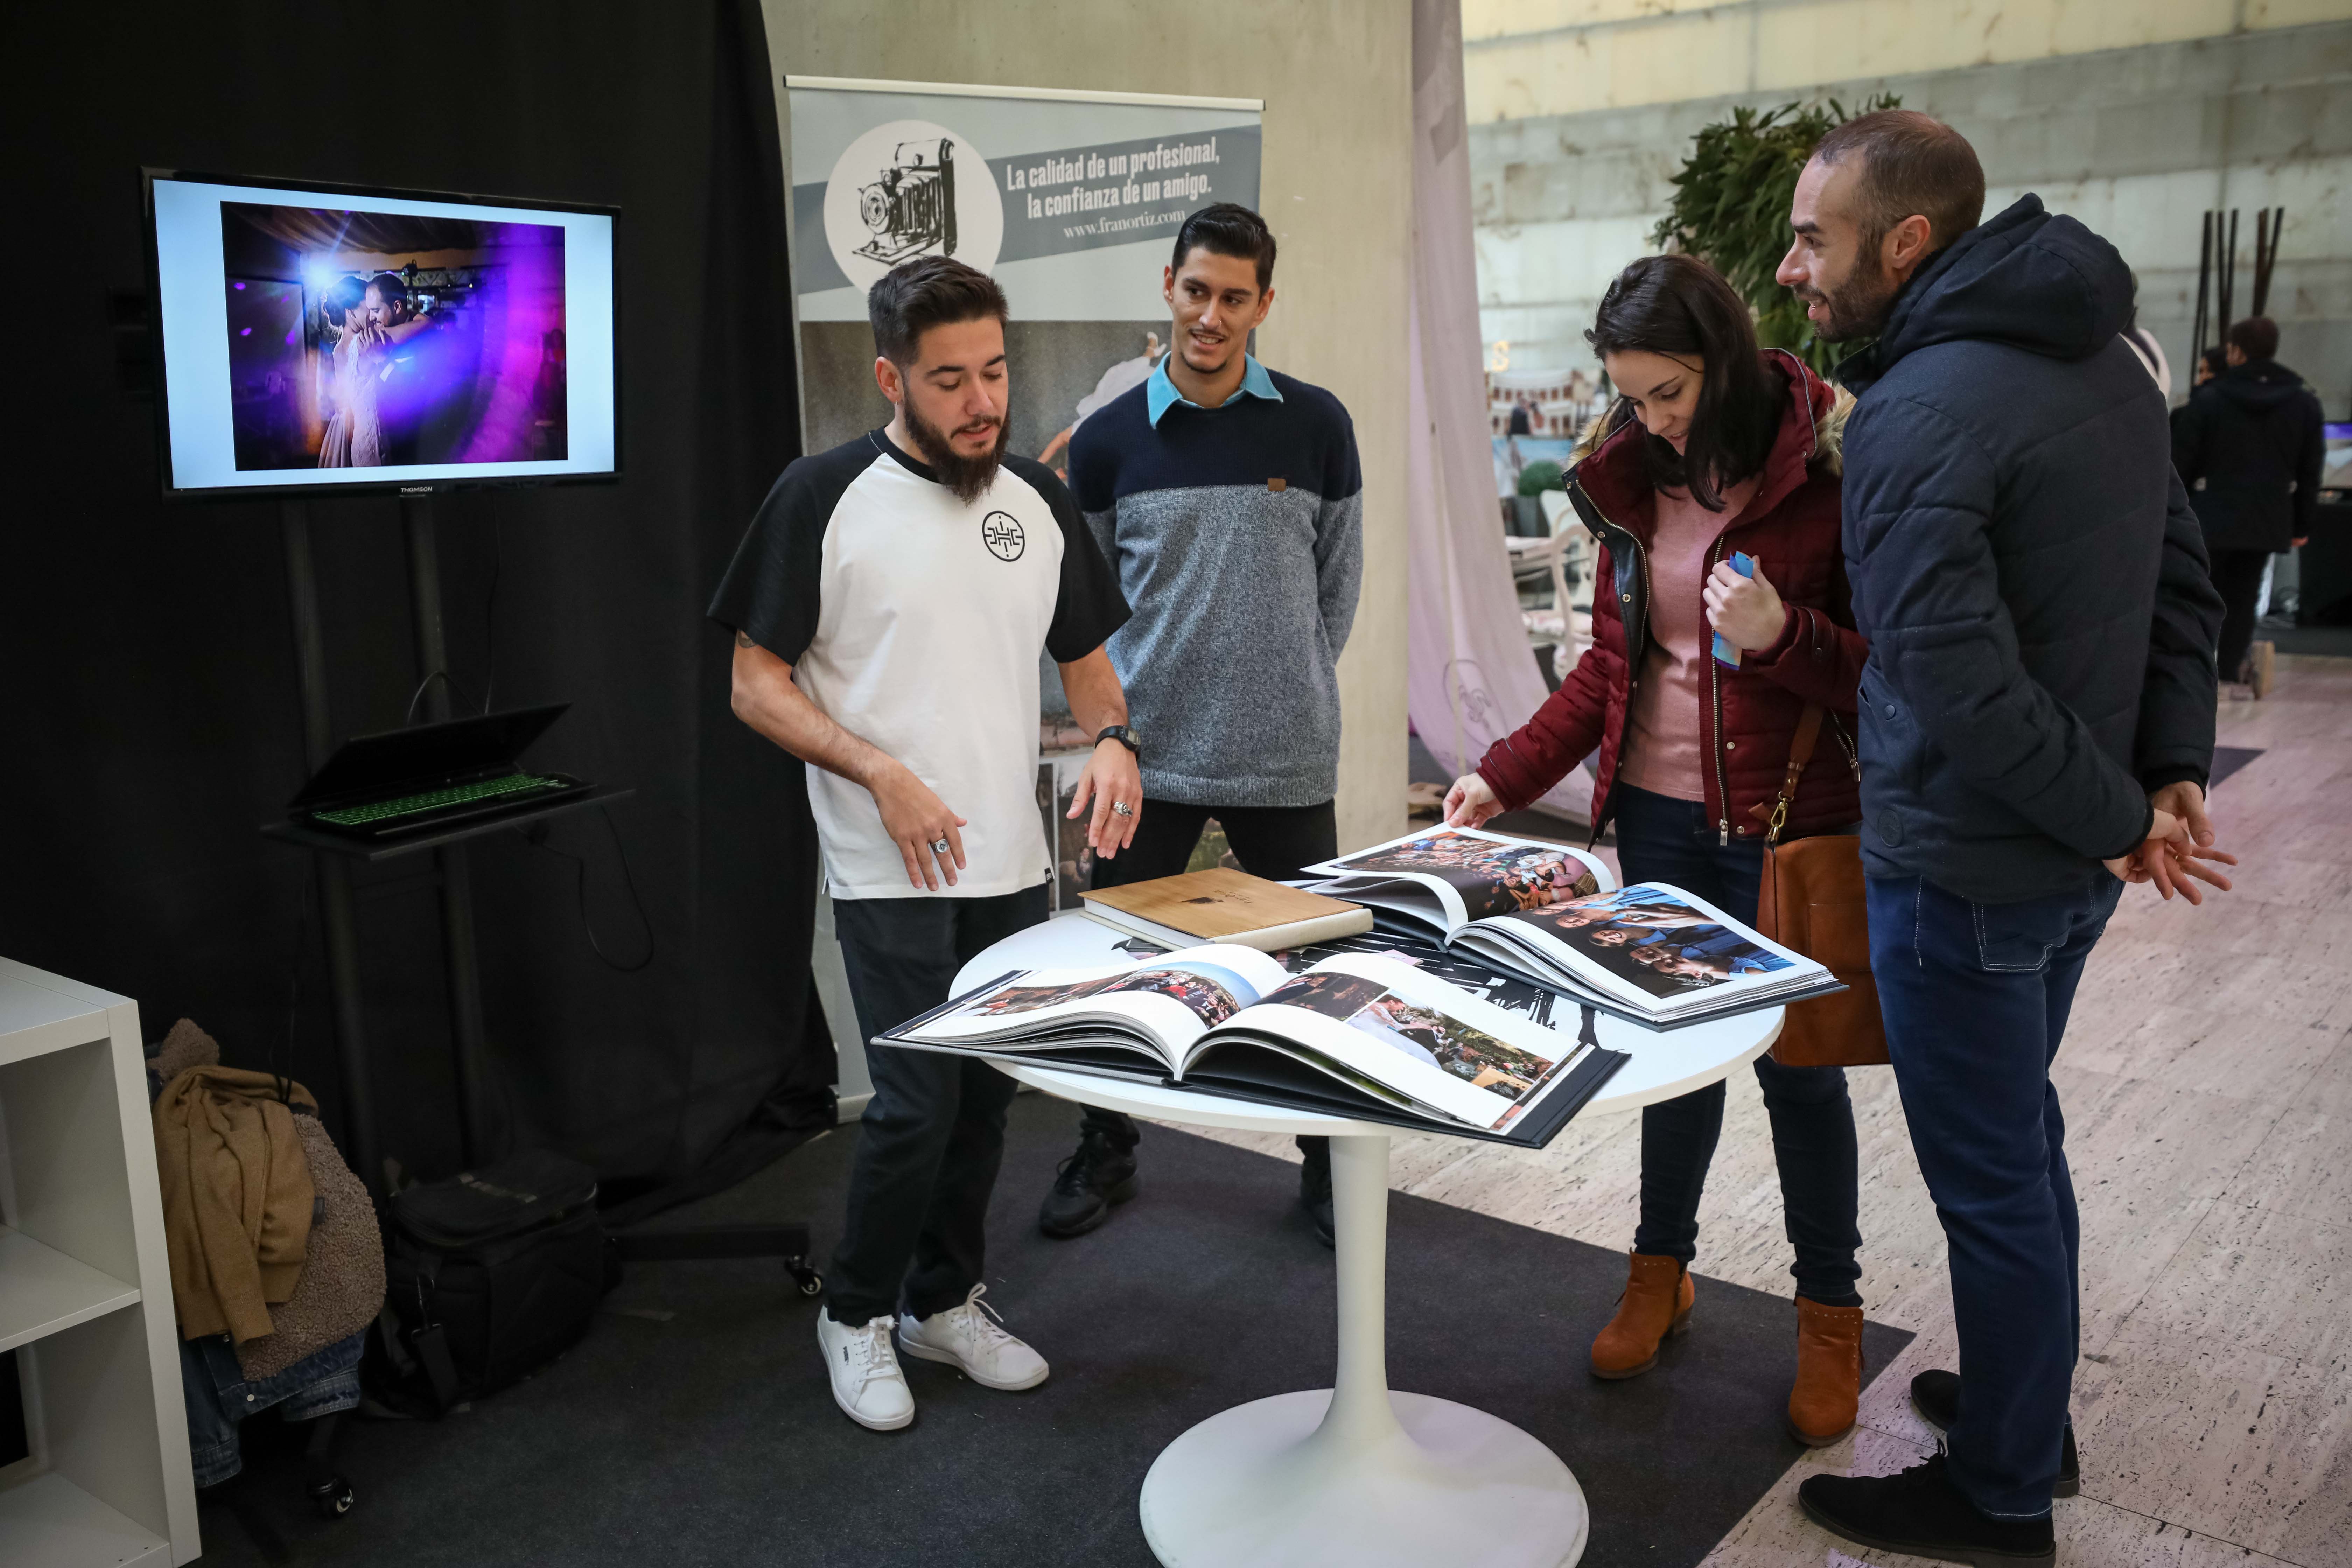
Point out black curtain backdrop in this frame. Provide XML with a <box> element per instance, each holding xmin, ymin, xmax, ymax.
<box><xmin>5</xmin><ymin>2</ymin><xmax>830</xmax><ymax>1207</ymax></box>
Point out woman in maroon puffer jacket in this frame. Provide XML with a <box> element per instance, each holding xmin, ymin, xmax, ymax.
<box><xmin>1446</xmin><ymin>255</ymin><xmax>1870</xmax><ymax>1444</ymax></box>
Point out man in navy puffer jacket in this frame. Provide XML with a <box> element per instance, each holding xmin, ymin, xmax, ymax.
<box><xmin>1773</xmin><ymin>112</ymin><xmax>2228</xmax><ymax>1566</ymax></box>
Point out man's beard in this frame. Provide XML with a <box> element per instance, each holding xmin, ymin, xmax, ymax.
<box><xmin>1798</xmin><ymin>257</ymin><xmax>1903</xmax><ymax>343</ymax></box>
<box><xmin>904</xmin><ymin>401</ymin><xmax>1010</xmax><ymax>504</ymax></box>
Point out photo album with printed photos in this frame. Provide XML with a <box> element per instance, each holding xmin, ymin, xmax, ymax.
<box><xmin>1300</xmin><ymin>825</ymin><xmax>1614</xmax><ymax>936</ymax></box>
<box><xmin>878</xmin><ymin>945</ymin><xmax>1630</xmax><ymax>1149</ymax></box>
<box><xmin>1302</xmin><ymin>828</ymin><xmax>1844</xmax><ymax>1029</ymax></box>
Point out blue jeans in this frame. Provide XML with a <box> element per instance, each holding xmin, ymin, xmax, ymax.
<box><xmin>179</xmin><ymin>1330</ymin><xmax>363</xmax><ymax>1488</ymax></box>
<box><xmin>1615</xmin><ymin>786</ymin><xmax>1863</xmax><ymax>1306</ymax></box>
<box><xmin>1868</xmin><ymin>871</ymin><xmax>2122</xmax><ymax>1520</ymax></box>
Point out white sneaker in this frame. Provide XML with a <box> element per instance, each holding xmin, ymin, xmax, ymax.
<box><xmin>817</xmin><ymin>1312</ymin><xmax>915</xmax><ymax>1430</ymax></box>
<box><xmin>898</xmin><ymin>1285</ymin><xmax>1050</xmax><ymax>1391</ymax></box>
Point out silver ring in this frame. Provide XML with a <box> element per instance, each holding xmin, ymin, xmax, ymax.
<box><xmin>930</xmin><ymin>837</ymin><xmax>951</xmax><ymax>854</ymax></box>
<box><xmin>1111</xmin><ymin>801</ymin><xmax>1134</xmax><ymax>817</ymax></box>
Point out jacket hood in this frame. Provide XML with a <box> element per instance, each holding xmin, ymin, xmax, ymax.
<box><xmin>1571</xmin><ymin>349</ymin><xmax>1847</xmax><ymax>531</ymax></box>
<box><xmin>1840</xmin><ymin>195</ymin><xmax>2134</xmax><ymax>394</ymax></box>
<box><xmin>2209</xmin><ymin>359</ymin><xmax>2310</xmax><ymax>413</ymax></box>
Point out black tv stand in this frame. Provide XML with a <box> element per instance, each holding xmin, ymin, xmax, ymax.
<box><xmin>268</xmin><ymin>497</ymin><xmax>821</xmax><ymax>1301</ymax></box>
<box><xmin>274</xmin><ymin>495</ymin><xmax>507</xmax><ymax>1184</ymax></box>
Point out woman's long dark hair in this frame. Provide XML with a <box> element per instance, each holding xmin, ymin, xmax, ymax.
<box><xmin>320</xmin><ymin>273</ymin><xmax>368</xmax><ymax>331</ymax></box>
<box><xmin>1586</xmin><ymin>254</ymin><xmax>1782</xmax><ymax>512</ymax></box>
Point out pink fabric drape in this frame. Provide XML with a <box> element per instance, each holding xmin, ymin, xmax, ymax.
<box><xmin>1406</xmin><ymin>0</ymin><xmax>1584</xmax><ymax>820</ymax></box>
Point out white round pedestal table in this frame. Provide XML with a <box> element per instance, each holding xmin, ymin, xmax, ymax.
<box><xmin>953</xmin><ymin>912</ymin><xmax>1784</xmax><ymax>1568</ymax></box>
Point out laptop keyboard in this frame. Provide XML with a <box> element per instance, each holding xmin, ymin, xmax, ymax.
<box><xmin>312</xmin><ymin>772</ymin><xmax>564</xmax><ymax>827</ymax></box>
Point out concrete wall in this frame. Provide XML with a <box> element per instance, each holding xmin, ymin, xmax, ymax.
<box><xmin>1465</xmin><ymin>4</ymin><xmax>2352</xmax><ymax>416</ymax></box>
<box><xmin>1458</xmin><ymin>0</ymin><xmax>2352</xmax><ymax>118</ymax></box>
<box><xmin>758</xmin><ymin>1</ymin><xmax>1415</xmax><ymax>855</ymax></box>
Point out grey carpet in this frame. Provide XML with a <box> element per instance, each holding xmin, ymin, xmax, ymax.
<box><xmin>2209</xmin><ymin>746</ymin><xmax>2263</xmax><ymax>789</ymax></box>
<box><xmin>197</xmin><ymin>1092</ymin><xmax>1911</xmax><ymax>1567</ymax></box>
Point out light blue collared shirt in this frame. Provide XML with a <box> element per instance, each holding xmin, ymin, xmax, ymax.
<box><xmin>1144</xmin><ymin>352</ymin><xmax>1284</xmax><ymax>427</ymax></box>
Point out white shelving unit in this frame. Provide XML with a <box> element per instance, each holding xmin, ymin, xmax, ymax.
<box><xmin>0</xmin><ymin>958</ymin><xmax>198</xmax><ymax>1566</ymax></box>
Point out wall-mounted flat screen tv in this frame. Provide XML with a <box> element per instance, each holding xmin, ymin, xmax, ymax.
<box><xmin>145</xmin><ymin>169</ymin><xmax>618</xmax><ymax>498</ymax></box>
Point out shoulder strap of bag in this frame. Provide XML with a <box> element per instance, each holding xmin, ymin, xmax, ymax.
<box><xmin>1766</xmin><ymin>704</ymin><xmax>1825</xmax><ymax>847</ymax></box>
<box><xmin>399</xmin><ymin>1248</ymin><xmax>462</xmax><ymax>1415</ymax></box>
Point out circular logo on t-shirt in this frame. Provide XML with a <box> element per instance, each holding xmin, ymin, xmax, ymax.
<box><xmin>981</xmin><ymin>511</ymin><xmax>1025</xmax><ymax>561</ymax></box>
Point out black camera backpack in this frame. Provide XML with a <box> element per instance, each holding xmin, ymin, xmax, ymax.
<box><xmin>377</xmin><ymin>1149</ymin><xmax>612</xmax><ymax>1414</ymax></box>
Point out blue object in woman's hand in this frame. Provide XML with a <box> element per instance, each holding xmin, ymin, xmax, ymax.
<box><xmin>1712</xmin><ymin>551</ymin><xmax>1755</xmax><ymax>668</ymax></box>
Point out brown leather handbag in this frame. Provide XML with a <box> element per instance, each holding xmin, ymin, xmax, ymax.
<box><xmin>1755</xmin><ymin>705</ymin><xmax>1887</xmax><ymax>1068</ymax></box>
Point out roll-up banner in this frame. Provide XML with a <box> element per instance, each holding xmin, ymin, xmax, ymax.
<box><xmin>783</xmin><ymin>77</ymin><xmax>1261</xmax><ymax>467</ymax></box>
<box><xmin>781</xmin><ymin>77</ymin><xmax>1264</xmax><ymax>908</ymax></box>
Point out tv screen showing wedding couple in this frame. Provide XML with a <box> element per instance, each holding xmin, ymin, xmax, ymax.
<box><xmin>147</xmin><ymin>174</ymin><xmax>617</xmax><ymax>495</ymax></box>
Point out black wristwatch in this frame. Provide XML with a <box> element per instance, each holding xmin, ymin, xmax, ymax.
<box><xmin>1096</xmin><ymin>725</ymin><xmax>1142</xmax><ymax>758</ymax></box>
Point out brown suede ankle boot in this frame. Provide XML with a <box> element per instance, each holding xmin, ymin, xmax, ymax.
<box><xmin>1786</xmin><ymin>1296</ymin><xmax>1865</xmax><ymax>1445</ymax></box>
<box><xmin>1590</xmin><ymin>1252</ymin><xmax>1694</xmax><ymax>1379</ymax></box>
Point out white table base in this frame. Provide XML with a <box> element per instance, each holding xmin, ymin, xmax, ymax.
<box><xmin>972</xmin><ymin>910</ymin><xmax>1779</xmax><ymax>1568</ymax></box>
<box><xmin>1138</xmin><ymin>1136</ymin><xmax>1588</xmax><ymax>1567</ymax></box>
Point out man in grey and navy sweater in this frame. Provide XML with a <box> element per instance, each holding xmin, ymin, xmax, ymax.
<box><xmin>1038</xmin><ymin>204</ymin><xmax>1364</xmax><ymax>1245</ymax></box>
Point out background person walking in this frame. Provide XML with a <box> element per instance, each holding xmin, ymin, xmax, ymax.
<box><xmin>2171</xmin><ymin>315</ymin><xmax>2325</xmax><ymax>699</ymax></box>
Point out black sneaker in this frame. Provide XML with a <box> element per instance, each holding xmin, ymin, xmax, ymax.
<box><xmin>1298</xmin><ymin>1144</ymin><xmax>1334</xmax><ymax>1248</ymax></box>
<box><xmin>1038</xmin><ymin>1127</ymin><xmax>1138</xmax><ymax>1238</ymax></box>
<box><xmin>1799</xmin><ymin>1452</ymin><xmax>2054</xmax><ymax>1568</ymax></box>
<box><xmin>1911</xmin><ymin>1369</ymin><xmax>2079</xmax><ymax>1499</ymax></box>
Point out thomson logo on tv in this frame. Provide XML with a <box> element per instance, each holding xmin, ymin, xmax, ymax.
<box><xmin>400</xmin><ymin>485</ymin><xmax>438</xmax><ymax>495</ymax></box>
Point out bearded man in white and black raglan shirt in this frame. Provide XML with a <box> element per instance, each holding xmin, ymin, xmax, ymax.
<box><xmin>710</xmin><ymin>257</ymin><xmax>1138</xmax><ymax>1433</ymax></box>
<box><xmin>1038</xmin><ymin>204</ymin><xmax>1364</xmax><ymax>1247</ymax></box>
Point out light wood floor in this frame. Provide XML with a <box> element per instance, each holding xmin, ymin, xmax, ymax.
<box><xmin>1194</xmin><ymin>654</ymin><xmax>2352</xmax><ymax>1568</ymax></box>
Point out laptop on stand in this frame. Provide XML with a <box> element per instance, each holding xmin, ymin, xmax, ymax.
<box><xmin>289</xmin><ymin>704</ymin><xmax>592</xmax><ymax>840</ymax></box>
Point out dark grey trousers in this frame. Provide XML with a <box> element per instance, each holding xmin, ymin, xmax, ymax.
<box><xmin>825</xmin><ymin>884</ymin><xmax>1049</xmax><ymax>1325</ymax></box>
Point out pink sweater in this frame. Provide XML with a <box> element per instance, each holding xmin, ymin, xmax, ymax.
<box><xmin>1618</xmin><ymin>475</ymin><xmax>1759</xmax><ymax>803</ymax></box>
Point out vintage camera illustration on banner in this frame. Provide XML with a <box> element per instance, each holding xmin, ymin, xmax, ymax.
<box><xmin>856</xmin><ymin>139</ymin><xmax>958</xmax><ymax>264</ymax></box>
<box><xmin>822</xmin><ymin>119</ymin><xmax>1003</xmax><ymax>291</ymax></box>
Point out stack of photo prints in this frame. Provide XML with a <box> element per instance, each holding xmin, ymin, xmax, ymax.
<box><xmin>882</xmin><ymin>829</ymin><xmax>1839</xmax><ymax>1148</ymax></box>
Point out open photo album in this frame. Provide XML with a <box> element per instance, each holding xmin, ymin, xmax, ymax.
<box><xmin>878</xmin><ymin>945</ymin><xmax>1630</xmax><ymax>1149</ymax></box>
<box><xmin>1301</xmin><ymin>826</ymin><xmax>1616</xmax><ymax>937</ymax></box>
<box><xmin>1298</xmin><ymin>830</ymin><xmax>1840</xmax><ymax>1029</ymax></box>
<box><xmin>1271</xmin><ymin>929</ymin><xmax>1592</xmax><ymax>1033</ymax></box>
<box><xmin>1099</xmin><ymin>925</ymin><xmax>1596</xmax><ymax>1034</ymax></box>
<box><xmin>1447</xmin><ymin>881</ymin><xmax>1843</xmax><ymax>1027</ymax></box>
